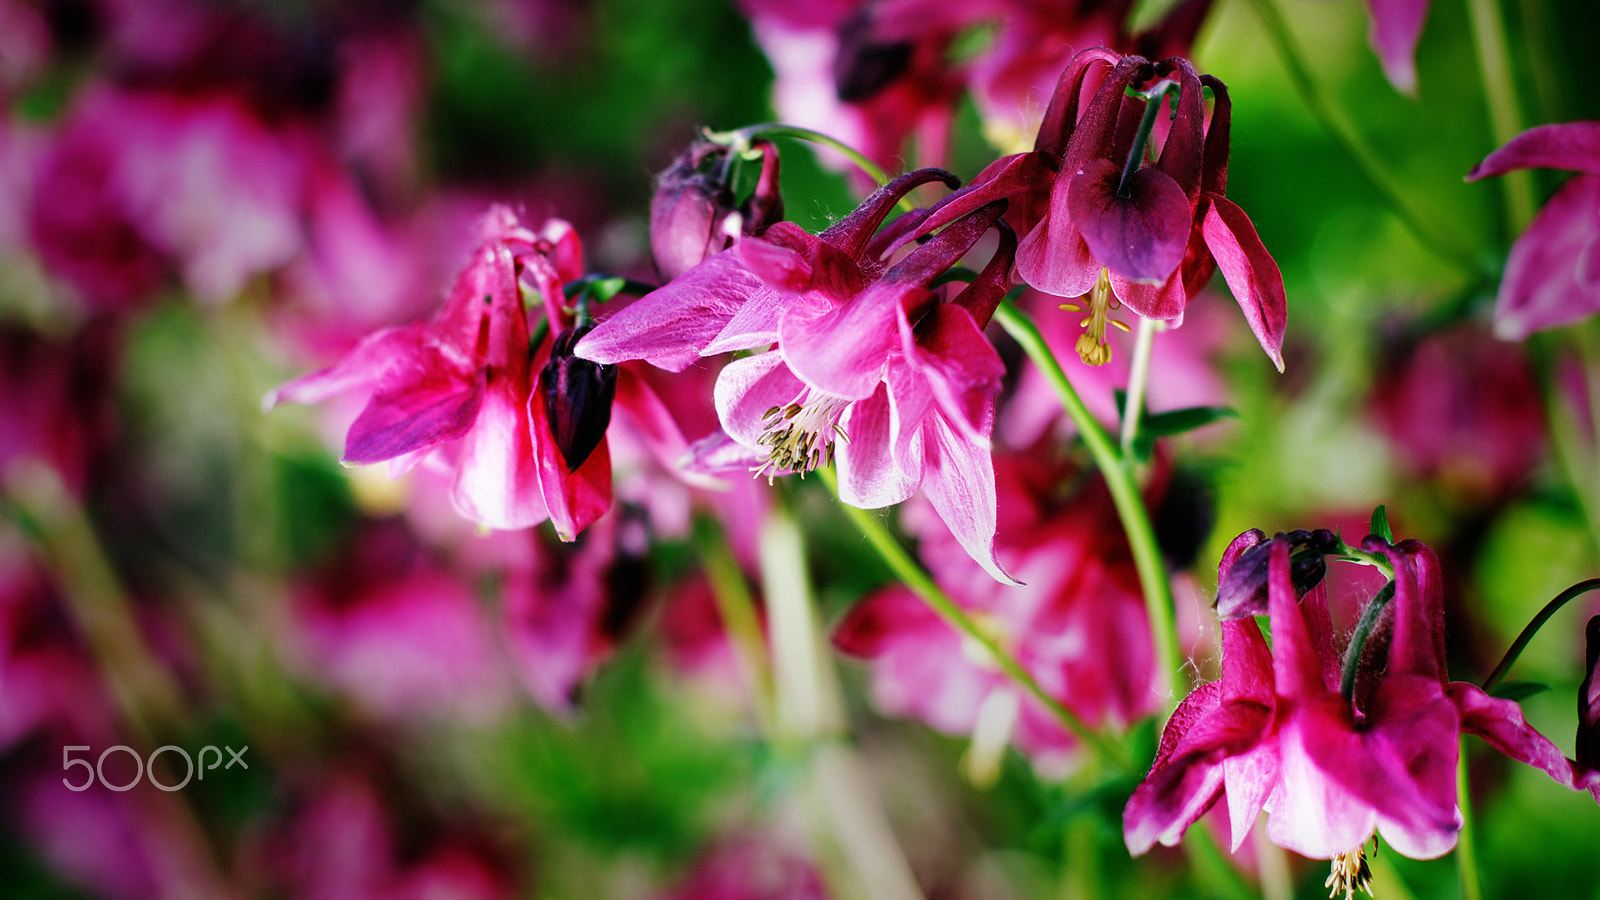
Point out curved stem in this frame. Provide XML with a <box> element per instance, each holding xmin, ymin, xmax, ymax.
<box><xmin>1242</xmin><ymin>0</ymin><xmax>1487</xmax><ymax>277</ymax></box>
<box><xmin>817</xmin><ymin>467</ymin><xmax>1133</xmax><ymax>773</ymax></box>
<box><xmin>707</xmin><ymin>123</ymin><xmax>893</xmax><ymax>187</ymax></box>
<box><xmin>994</xmin><ymin>299</ymin><xmax>1181</xmax><ymax>701</ymax></box>
<box><xmin>1480</xmin><ymin>578</ymin><xmax>1600</xmax><ymax>693</ymax></box>
<box><xmin>1466</xmin><ymin>0</ymin><xmax>1535</xmax><ymax>234</ymax></box>
<box><xmin>1340</xmin><ymin>580</ymin><xmax>1397</xmax><ymax>702</ymax></box>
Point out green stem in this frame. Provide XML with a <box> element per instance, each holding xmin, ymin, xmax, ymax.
<box><xmin>817</xmin><ymin>467</ymin><xmax>1133</xmax><ymax>773</ymax></box>
<box><xmin>1466</xmin><ymin>0</ymin><xmax>1535</xmax><ymax>234</ymax></box>
<box><xmin>1119</xmin><ymin>82</ymin><xmax>1178</xmax><ymax>196</ymax></box>
<box><xmin>1480</xmin><ymin>578</ymin><xmax>1600</xmax><ymax>693</ymax></box>
<box><xmin>706</xmin><ymin>123</ymin><xmax>894</xmax><ymax>188</ymax></box>
<box><xmin>1340</xmin><ymin>580</ymin><xmax>1397</xmax><ymax>702</ymax></box>
<box><xmin>1120</xmin><ymin>316</ymin><xmax>1158</xmax><ymax>458</ymax></box>
<box><xmin>693</xmin><ymin>518</ymin><xmax>777</xmax><ymax>732</ymax></box>
<box><xmin>994</xmin><ymin>299</ymin><xmax>1182</xmax><ymax>700</ymax></box>
<box><xmin>1456</xmin><ymin>739</ymin><xmax>1484</xmax><ymax>900</ymax></box>
<box><xmin>1242</xmin><ymin>0</ymin><xmax>1486</xmax><ymax>277</ymax></box>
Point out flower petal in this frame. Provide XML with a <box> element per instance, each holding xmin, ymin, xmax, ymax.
<box><xmin>1365</xmin><ymin>0</ymin><xmax>1429</xmax><ymax>95</ymax></box>
<box><xmin>530</xmin><ymin>394</ymin><xmax>613</xmax><ymax>542</ymax></box>
<box><xmin>1491</xmin><ymin>174</ymin><xmax>1600</xmax><ymax>340</ymax></box>
<box><xmin>836</xmin><ymin>385</ymin><xmax>920</xmax><ymax>509</ymax></box>
<box><xmin>713</xmin><ymin>352</ymin><xmax>806</xmax><ymax>449</ymax></box>
<box><xmin>343</xmin><ymin>346</ymin><xmax>482</xmax><ymax>465</ymax></box>
<box><xmin>1068</xmin><ymin>159</ymin><xmax>1192</xmax><ymax>285</ymax></box>
<box><xmin>575</xmin><ymin>250</ymin><xmax>770</xmax><ymax>370</ymax></box>
<box><xmin>1448</xmin><ymin>681</ymin><xmax>1586</xmax><ymax>795</ymax></box>
<box><xmin>1200</xmin><ymin>195</ymin><xmax>1287</xmax><ymax>371</ymax></box>
<box><xmin>449</xmin><ymin>370</ymin><xmax>545</xmax><ymax>529</ymax></box>
<box><xmin>1468</xmin><ymin>121</ymin><xmax>1600</xmax><ymax>180</ymax></box>
<box><xmin>263</xmin><ymin>325</ymin><xmax>421</xmax><ymax>411</ymax></box>
<box><xmin>918</xmin><ymin>410</ymin><xmax>1015</xmax><ymax>585</ymax></box>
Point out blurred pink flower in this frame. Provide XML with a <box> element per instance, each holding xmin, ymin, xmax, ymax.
<box><xmin>1468</xmin><ymin>121</ymin><xmax>1600</xmax><ymax>340</ymax></box>
<box><xmin>1125</xmin><ymin>530</ymin><xmax>1594</xmax><ymax>864</ymax></box>
<box><xmin>1360</xmin><ymin>0</ymin><xmax>1431</xmax><ymax>94</ymax></box>
<box><xmin>835</xmin><ymin>456</ymin><xmax>1163</xmax><ymax>775</ymax></box>
<box><xmin>1370</xmin><ymin>321</ymin><xmax>1545</xmax><ymax>499</ymax></box>
<box><xmin>659</xmin><ymin>832</ymin><xmax>831</xmax><ymax>900</ymax></box>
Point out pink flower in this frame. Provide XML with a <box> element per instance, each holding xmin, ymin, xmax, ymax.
<box><xmin>579</xmin><ymin>169</ymin><xmax>1017</xmax><ymax>582</ymax></box>
<box><xmin>1467</xmin><ymin>121</ymin><xmax>1600</xmax><ymax>340</ymax></box>
<box><xmin>1361</xmin><ymin>0</ymin><xmax>1432</xmax><ymax>95</ymax></box>
<box><xmin>1125</xmin><ymin>530</ymin><xmax>1594</xmax><ymax>868</ymax></box>
<box><xmin>267</xmin><ymin>207</ymin><xmax>614</xmax><ymax>540</ymax></box>
<box><xmin>925</xmin><ymin>50</ymin><xmax>1286</xmax><ymax>369</ymax></box>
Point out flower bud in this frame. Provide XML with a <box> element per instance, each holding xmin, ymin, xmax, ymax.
<box><xmin>649</xmin><ymin>139</ymin><xmax>783</xmax><ymax>281</ymax></box>
<box><xmin>1215</xmin><ymin>529</ymin><xmax>1337</xmax><ymax>619</ymax></box>
<box><xmin>1578</xmin><ymin>615</ymin><xmax>1600</xmax><ymax>775</ymax></box>
<box><xmin>541</xmin><ymin>324</ymin><xmax>617</xmax><ymax>471</ymax></box>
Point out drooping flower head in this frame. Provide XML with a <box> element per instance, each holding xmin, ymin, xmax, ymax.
<box><xmin>920</xmin><ymin>49</ymin><xmax>1286</xmax><ymax>369</ymax></box>
<box><xmin>1125</xmin><ymin>527</ymin><xmax>1598</xmax><ymax>884</ymax></box>
<box><xmin>1467</xmin><ymin>121</ymin><xmax>1600</xmax><ymax>340</ymax></box>
<box><xmin>649</xmin><ymin>136</ymin><xmax>784</xmax><ymax>281</ymax></box>
<box><xmin>266</xmin><ymin>207</ymin><xmax>618</xmax><ymax>540</ymax></box>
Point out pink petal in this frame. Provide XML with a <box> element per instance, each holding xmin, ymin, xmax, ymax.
<box><xmin>450</xmin><ymin>371</ymin><xmax>546</xmax><ymax>530</ymax></box>
<box><xmin>899</xmin><ymin>304</ymin><xmax>1004</xmax><ymax>446</ymax></box>
<box><xmin>1491</xmin><ymin>174</ymin><xmax>1600</xmax><ymax>340</ymax></box>
<box><xmin>530</xmin><ymin>396</ymin><xmax>613</xmax><ymax>542</ymax></box>
<box><xmin>832</xmin><ymin>586</ymin><xmax>943</xmax><ymax>658</ymax></box>
<box><xmin>778</xmin><ymin>284</ymin><xmax>899</xmax><ymax>400</ymax></box>
<box><xmin>1067</xmin><ymin>159</ymin><xmax>1192</xmax><ymax>285</ymax></box>
<box><xmin>1014</xmin><ymin>204</ymin><xmax>1102</xmax><ymax>300</ymax></box>
<box><xmin>918</xmin><ymin>410</ymin><xmax>1015</xmax><ymax>585</ymax></box>
<box><xmin>1354</xmin><ymin>675</ymin><xmax>1463</xmax><ymax>859</ymax></box>
<box><xmin>1448</xmin><ymin>682</ymin><xmax>1585</xmax><ymax>793</ymax></box>
<box><xmin>739</xmin><ymin>227</ymin><xmax>814</xmax><ymax>291</ymax></box>
<box><xmin>574</xmin><ymin>250</ymin><xmax>771</xmax><ymax>371</ymax></box>
<box><xmin>836</xmin><ymin>385</ymin><xmax>920</xmax><ymax>509</ymax></box>
<box><xmin>1468</xmin><ymin>121</ymin><xmax>1600</xmax><ymax>180</ymax></box>
<box><xmin>822</xmin><ymin>168</ymin><xmax>959</xmax><ymax>258</ymax></box>
<box><xmin>1365</xmin><ymin>0</ymin><xmax>1429</xmax><ymax>95</ymax></box>
<box><xmin>1267</xmin><ymin>539</ymin><xmax>1330</xmax><ymax>699</ymax></box>
<box><xmin>1200</xmin><ymin>195</ymin><xmax>1287</xmax><ymax>371</ymax></box>
<box><xmin>713</xmin><ymin>352</ymin><xmax>806</xmax><ymax>449</ymax></box>
<box><xmin>343</xmin><ymin>346</ymin><xmax>482</xmax><ymax>464</ymax></box>
<box><xmin>1223</xmin><ymin>743</ymin><xmax>1280</xmax><ymax>851</ymax></box>
<box><xmin>1268</xmin><ymin>703</ymin><xmax>1383</xmax><ymax>859</ymax></box>
<box><xmin>263</xmin><ymin>325</ymin><xmax>421</xmax><ymax>410</ymax></box>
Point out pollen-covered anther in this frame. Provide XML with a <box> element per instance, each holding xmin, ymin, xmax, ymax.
<box><xmin>1324</xmin><ymin>843</ymin><xmax>1375</xmax><ymax>900</ymax></box>
<box><xmin>751</xmin><ymin>394</ymin><xmax>851</xmax><ymax>481</ymax></box>
<box><xmin>1059</xmin><ymin>267</ymin><xmax>1129</xmax><ymax>367</ymax></box>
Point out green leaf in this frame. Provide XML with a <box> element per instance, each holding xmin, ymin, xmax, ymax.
<box><xmin>1370</xmin><ymin>504</ymin><xmax>1393</xmax><ymax>543</ymax></box>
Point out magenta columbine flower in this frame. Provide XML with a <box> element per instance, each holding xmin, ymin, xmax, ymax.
<box><xmin>922</xmin><ymin>49</ymin><xmax>1286</xmax><ymax>369</ymax></box>
<box><xmin>266</xmin><ymin>207</ymin><xmax>615</xmax><ymax>540</ymax></box>
<box><xmin>579</xmin><ymin>169</ymin><xmax>1018</xmax><ymax>582</ymax></box>
<box><xmin>1124</xmin><ymin>529</ymin><xmax>1595</xmax><ymax>887</ymax></box>
<box><xmin>1467</xmin><ymin>121</ymin><xmax>1600</xmax><ymax>340</ymax></box>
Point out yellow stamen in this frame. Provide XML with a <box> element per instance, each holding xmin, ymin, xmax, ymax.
<box><xmin>1324</xmin><ymin>841</ymin><xmax>1375</xmax><ymax>900</ymax></box>
<box><xmin>752</xmin><ymin>393</ymin><xmax>851</xmax><ymax>482</ymax></box>
<box><xmin>1059</xmin><ymin>267</ymin><xmax>1126</xmax><ymax>367</ymax></box>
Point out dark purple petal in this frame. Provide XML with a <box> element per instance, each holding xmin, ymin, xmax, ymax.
<box><xmin>822</xmin><ymin>168</ymin><xmax>960</xmax><ymax>258</ymax></box>
<box><xmin>1200</xmin><ymin>195</ymin><xmax>1287</xmax><ymax>371</ymax></box>
<box><xmin>540</xmin><ymin>325</ymin><xmax>618</xmax><ymax>472</ymax></box>
<box><xmin>343</xmin><ymin>346</ymin><xmax>482</xmax><ymax>464</ymax></box>
<box><xmin>1467</xmin><ymin>121</ymin><xmax>1600</xmax><ymax>180</ymax></box>
<box><xmin>1154</xmin><ymin>57</ymin><xmax>1206</xmax><ymax>202</ymax></box>
<box><xmin>1034</xmin><ymin>47</ymin><xmax>1120</xmax><ymax>158</ymax></box>
<box><xmin>1068</xmin><ymin>159</ymin><xmax>1192</xmax><ymax>285</ymax></box>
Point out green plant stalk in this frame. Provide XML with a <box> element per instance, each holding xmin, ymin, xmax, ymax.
<box><xmin>1242</xmin><ymin>0</ymin><xmax>1485</xmax><ymax>276</ymax></box>
<box><xmin>694</xmin><ymin>519</ymin><xmax>777</xmax><ymax>733</ymax></box>
<box><xmin>1120</xmin><ymin>316</ymin><xmax>1158</xmax><ymax>458</ymax></box>
<box><xmin>817</xmin><ymin>467</ymin><xmax>1133</xmax><ymax>773</ymax></box>
<box><xmin>1466</xmin><ymin>0</ymin><xmax>1536</xmax><ymax>234</ymax></box>
<box><xmin>1480</xmin><ymin>578</ymin><xmax>1600</xmax><ymax>693</ymax></box>
<box><xmin>1456</xmin><ymin>740</ymin><xmax>1484</xmax><ymax>900</ymax></box>
<box><xmin>995</xmin><ymin>300</ymin><xmax>1181</xmax><ymax>700</ymax></box>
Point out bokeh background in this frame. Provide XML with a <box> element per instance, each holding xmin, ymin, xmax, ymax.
<box><xmin>3</xmin><ymin>0</ymin><xmax>1599</xmax><ymax>897</ymax></box>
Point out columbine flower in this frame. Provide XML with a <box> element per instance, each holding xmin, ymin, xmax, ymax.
<box><xmin>1125</xmin><ymin>529</ymin><xmax>1594</xmax><ymax>875</ymax></box>
<box><xmin>1467</xmin><ymin>121</ymin><xmax>1600</xmax><ymax>340</ymax></box>
<box><xmin>922</xmin><ymin>50</ymin><xmax>1286</xmax><ymax>369</ymax></box>
<box><xmin>266</xmin><ymin>207</ymin><xmax>617</xmax><ymax>540</ymax></box>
